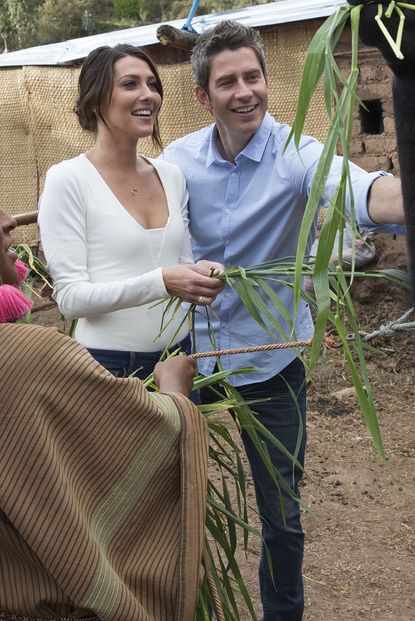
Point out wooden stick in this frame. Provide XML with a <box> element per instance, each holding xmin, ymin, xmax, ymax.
<box><xmin>14</xmin><ymin>211</ymin><xmax>38</xmax><ymax>226</ymax></box>
<box><xmin>156</xmin><ymin>24</ymin><xmax>198</xmax><ymax>50</ymax></box>
<box><xmin>31</xmin><ymin>300</ymin><xmax>57</xmax><ymax>313</ymax></box>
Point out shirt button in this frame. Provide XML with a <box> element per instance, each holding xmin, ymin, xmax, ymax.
<box><xmin>225</xmin><ymin>239</ymin><xmax>230</xmax><ymax>245</ymax></box>
<box><xmin>231</xmin><ymin>172</ymin><xmax>237</xmax><ymax>178</ymax></box>
<box><xmin>225</xmin><ymin>292</ymin><xmax>231</xmax><ymax>298</ymax></box>
<box><xmin>224</xmin><ymin>208</ymin><xmax>231</xmax><ymax>214</ymax></box>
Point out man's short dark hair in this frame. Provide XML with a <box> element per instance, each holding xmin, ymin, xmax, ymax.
<box><xmin>191</xmin><ymin>20</ymin><xmax>267</xmax><ymax>93</ymax></box>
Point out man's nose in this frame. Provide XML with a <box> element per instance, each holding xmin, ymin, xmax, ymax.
<box><xmin>235</xmin><ymin>80</ymin><xmax>253</xmax><ymax>99</ymax></box>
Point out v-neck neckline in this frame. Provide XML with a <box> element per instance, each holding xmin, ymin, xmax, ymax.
<box><xmin>81</xmin><ymin>153</ymin><xmax>171</xmax><ymax>231</ymax></box>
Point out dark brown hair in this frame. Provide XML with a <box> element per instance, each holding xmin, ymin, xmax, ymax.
<box><xmin>76</xmin><ymin>44</ymin><xmax>164</xmax><ymax>150</ymax></box>
<box><xmin>191</xmin><ymin>20</ymin><xmax>267</xmax><ymax>94</ymax></box>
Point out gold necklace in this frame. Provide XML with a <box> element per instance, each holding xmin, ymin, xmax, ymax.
<box><xmin>130</xmin><ymin>186</ymin><xmax>139</xmax><ymax>198</ymax></box>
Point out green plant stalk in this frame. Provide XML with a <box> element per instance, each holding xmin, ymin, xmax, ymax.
<box><xmin>375</xmin><ymin>2</ymin><xmax>404</xmax><ymax>58</ymax></box>
<box><xmin>284</xmin><ymin>2</ymin><xmax>405</xmax><ymax>460</ymax></box>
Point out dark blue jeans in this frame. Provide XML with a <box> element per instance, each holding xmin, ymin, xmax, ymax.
<box><xmin>87</xmin><ymin>335</ymin><xmax>192</xmax><ymax>382</ymax></box>
<box><xmin>203</xmin><ymin>357</ymin><xmax>306</xmax><ymax>621</ymax></box>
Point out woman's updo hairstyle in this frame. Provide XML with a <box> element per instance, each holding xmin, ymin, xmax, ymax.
<box><xmin>75</xmin><ymin>44</ymin><xmax>164</xmax><ymax>150</ymax></box>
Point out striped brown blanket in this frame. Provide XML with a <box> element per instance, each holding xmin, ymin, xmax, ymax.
<box><xmin>0</xmin><ymin>323</ymin><xmax>209</xmax><ymax>621</ymax></box>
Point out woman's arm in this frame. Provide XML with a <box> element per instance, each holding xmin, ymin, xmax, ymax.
<box><xmin>39</xmin><ymin>163</ymin><xmax>169</xmax><ymax>319</ymax></box>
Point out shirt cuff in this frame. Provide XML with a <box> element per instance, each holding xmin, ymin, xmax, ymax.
<box><xmin>149</xmin><ymin>266</ymin><xmax>169</xmax><ymax>299</ymax></box>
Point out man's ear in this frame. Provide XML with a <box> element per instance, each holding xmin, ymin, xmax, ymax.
<box><xmin>195</xmin><ymin>86</ymin><xmax>212</xmax><ymax>112</ymax></box>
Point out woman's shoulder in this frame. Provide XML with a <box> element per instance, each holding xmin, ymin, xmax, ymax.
<box><xmin>147</xmin><ymin>156</ymin><xmax>184</xmax><ymax>181</ymax></box>
<box><xmin>46</xmin><ymin>154</ymin><xmax>89</xmax><ymax>181</ymax></box>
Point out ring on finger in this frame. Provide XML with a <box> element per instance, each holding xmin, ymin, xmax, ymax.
<box><xmin>198</xmin><ymin>295</ymin><xmax>205</xmax><ymax>304</ymax></box>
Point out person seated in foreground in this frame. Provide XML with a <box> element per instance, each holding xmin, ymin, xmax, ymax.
<box><xmin>0</xmin><ymin>209</ymin><xmax>208</xmax><ymax>621</ymax></box>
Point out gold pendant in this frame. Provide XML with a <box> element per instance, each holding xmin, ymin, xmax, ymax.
<box><xmin>130</xmin><ymin>186</ymin><xmax>139</xmax><ymax>198</ymax></box>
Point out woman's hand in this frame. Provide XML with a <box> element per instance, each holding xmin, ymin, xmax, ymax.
<box><xmin>162</xmin><ymin>262</ymin><xmax>225</xmax><ymax>305</ymax></box>
<box><xmin>153</xmin><ymin>356</ymin><xmax>196</xmax><ymax>396</ymax></box>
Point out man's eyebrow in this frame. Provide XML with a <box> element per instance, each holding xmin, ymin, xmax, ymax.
<box><xmin>215</xmin><ymin>73</ymin><xmax>235</xmax><ymax>84</ymax></box>
<box><xmin>215</xmin><ymin>68</ymin><xmax>262</xmax><ymax>83</ymax></box>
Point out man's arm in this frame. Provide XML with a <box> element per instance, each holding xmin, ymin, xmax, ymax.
<box><xmin>367</xmin><ymin>176</ymin><xmax>405</xmax><ymax>225</ymax></box>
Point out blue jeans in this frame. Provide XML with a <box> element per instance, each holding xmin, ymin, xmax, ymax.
<box><xmin>203</xmin><ymin>357</ymin><xmax>306</xmax><ymax>621</ymax></box>
<box><xmin>87</xmin><ymin>335</ymin><xmax>192</xmax><ymax>382</ymax></box>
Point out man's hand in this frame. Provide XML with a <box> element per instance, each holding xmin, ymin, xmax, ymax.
<box><xmin>196</xmin><ymin>259</ymin><xmax>224</xmax><ymax>278</ymax></box>
<box><xmin>153</xmin><ymin>356</ymin><xmax>197</xmax><ymax>397</ymax></box>
<box><xmin>162</xmin><ymin>262</ymin><xmax>224</xmax><ymax>305</ymax></box>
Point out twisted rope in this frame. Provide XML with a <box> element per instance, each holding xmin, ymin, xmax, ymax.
<box><xmin>188</xmin><ymin>338</ymin><xmax>327</xmax><ymax>359</ymax></box>
<box><xmin>206</xmin><ymin>568</ymin><xmax>225</xmax><ymax>621</ymax></box>
<box><xmin>356</xmin><ymin>307</ymin><xmax>415</xmax><ymax>341</ymax></box>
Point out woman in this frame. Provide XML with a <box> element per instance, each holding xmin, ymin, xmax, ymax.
<box><xmin>0</xmin><ymin>207</ymin><xmax>209</xmax><ymax>621</ymax></box>
<box><xmin>0</xmin><ymin>210</ymin><xmax>33</xmax><ymax>322</ymax></box>
<box><xmin>39</xmin><ymin>44</ymin><xmax>223</xmax><ymax>379</ymax></box>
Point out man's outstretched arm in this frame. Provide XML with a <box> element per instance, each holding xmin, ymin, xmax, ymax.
<box><xmin>367</xmin><ymin>176</ymin><xmax>405</xmax><ymax>225</ymax></box>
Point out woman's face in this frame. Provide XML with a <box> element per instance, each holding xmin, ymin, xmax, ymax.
<box><xmin>99</xmin><ymin>55</ymin><xmax>162</xmax><ymax>140</ymax></box>
<box><xmin>0</xmin><ymin>209</ymin><xmax>18</xmax><ymax>284</ymax></box>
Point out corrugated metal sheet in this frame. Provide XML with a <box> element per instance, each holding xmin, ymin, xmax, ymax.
<box><xmin>0</xmin><ymin>0</ymin><xmax>347</xmax><ymax>67</ymax></box>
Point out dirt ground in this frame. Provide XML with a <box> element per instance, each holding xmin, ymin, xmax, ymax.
<box><xmin>302</xmin><ymin>235</ymin><xmax>415</xmax><ymax>620</ymax></box>
<box><xmin>33</xmin><ymin>233</ymin><xmax>415</xmax><ymax>621</ymax></box>
<box><xmin>217</xmin><ymin>234</ymin><xmax>415</xmax><ymax>621</ymax></box>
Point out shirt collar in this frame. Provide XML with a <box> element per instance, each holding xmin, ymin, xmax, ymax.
<box><xmin>205</xmin><ymin>112</ymin><xmax>274</xmax><ymax>167</ymax></box>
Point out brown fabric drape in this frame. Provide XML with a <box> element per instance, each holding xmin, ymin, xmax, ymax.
<box><xmin>0</xmin><ymin>323</ymin><xmax>209</xmax><ymax>621</ymax></box>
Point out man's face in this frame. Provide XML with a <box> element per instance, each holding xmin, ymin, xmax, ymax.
<box><xmin>0</xmin><ymin>210</ymin><xmax>18</xmax><ymax>284</ymax></box>
<box><xmin>196</xmin><ymin>46</ymin><xmax>268</xmax><ymax>150</ymax></box>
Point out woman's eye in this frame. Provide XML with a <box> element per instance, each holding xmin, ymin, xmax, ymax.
<box><xmin>122</xmin><ymin>80</ymin><xmax>136</xmax><ymax>89</ymax></box>
<box><xmin>148</xmin><ymin>81</ymin><xmax>158</xmax><ymax>91</ymax></box>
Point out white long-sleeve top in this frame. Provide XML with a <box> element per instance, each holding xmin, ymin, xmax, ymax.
<box><xmin>39</xmin><ymin>154</ymin><xmax>193</xmax><ymax>351</ymax></box>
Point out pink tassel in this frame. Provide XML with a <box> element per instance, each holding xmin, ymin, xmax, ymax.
<box><xmin>13</xmin><ymin>259</ymin><xmax>30</xmax><ymax>286</ymax></box>
<box><xmin>0</xmin><ymin>285</ymin><xmax>33</xmax><ymax>323</ymax></box>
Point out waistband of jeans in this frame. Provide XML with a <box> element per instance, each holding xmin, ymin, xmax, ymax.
<box><xmin>87</xmin><ymin>333</ymin><xmax>191</xmax><ymax>358</ymax></box>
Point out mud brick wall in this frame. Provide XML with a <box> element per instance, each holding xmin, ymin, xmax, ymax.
<box><xmin>335</xmin><ymin>30</ymin><xmax>399</xmax><ymax>175</ymax></box>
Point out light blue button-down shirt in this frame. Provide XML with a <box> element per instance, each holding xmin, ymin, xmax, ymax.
<box><xmin>162</xmin><ymin>113</ymin><xmax>403</xmax><ymax>385</ymax></box>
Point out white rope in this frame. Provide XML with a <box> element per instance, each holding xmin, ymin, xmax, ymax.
<box><xmin>355</xmin><ymin>307</ymin><xmax>415</xmax><ymax>341</ymax></box>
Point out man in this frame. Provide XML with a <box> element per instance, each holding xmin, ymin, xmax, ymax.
<box><xmin>161</xmin><ymin>20</ymin><xmax>405</xmax><ymax>621</ymax></box>
<box><xmin>0</xmin><ymin>209</ymin><xmax>208</xmax><ymax>621</ymax></box>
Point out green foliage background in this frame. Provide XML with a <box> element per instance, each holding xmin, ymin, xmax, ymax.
<box><xmin>0</xmin><ymin>0</ymin><xmax>268</xmax><ymax>51</ymax></box>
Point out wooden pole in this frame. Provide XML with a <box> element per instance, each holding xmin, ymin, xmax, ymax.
<box><xmin>14</xmin><ymin>211</ymin><xmax>38</xmax><ymax>226</ymax></box>
<box><xmin>156</xmin><ymin>24</ymin><xmax>198</xmax><ymax>50</ymax></box>
<box><xmin>31</xmin><ymin>300</ymin><xmax>57</xmax><ymax>313</ymax></box>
